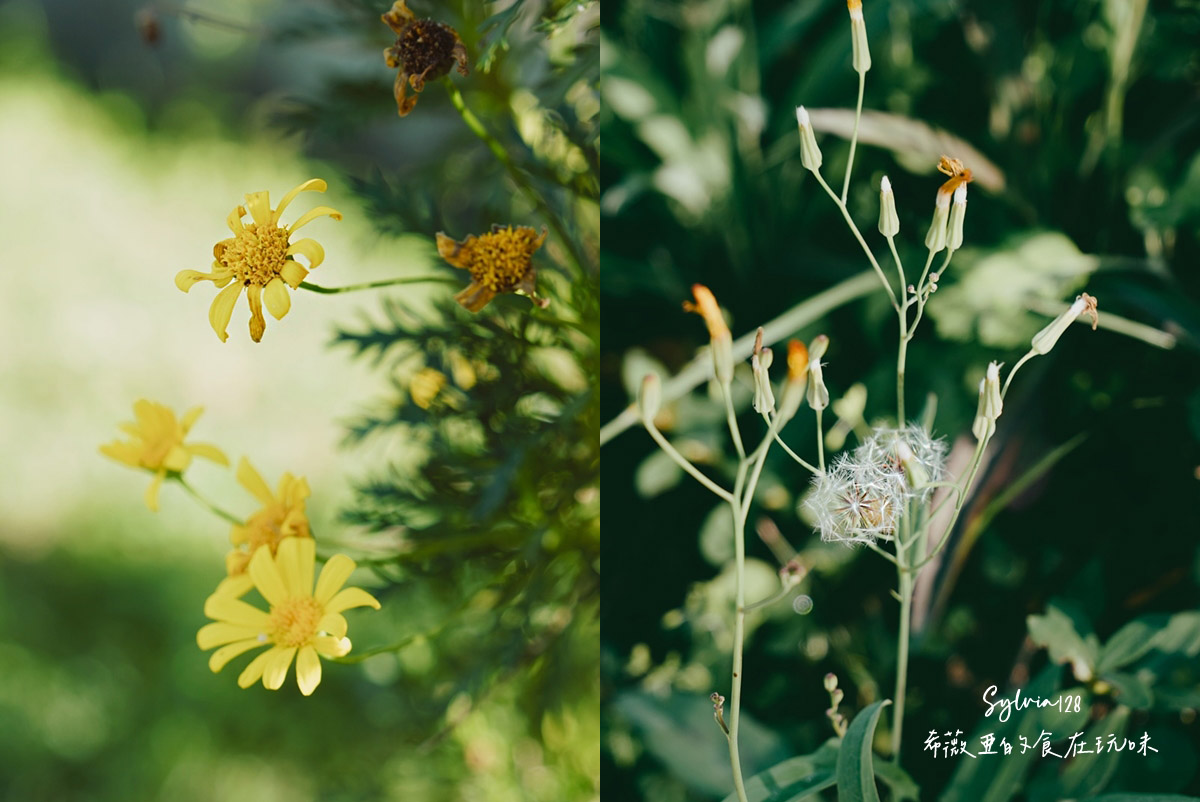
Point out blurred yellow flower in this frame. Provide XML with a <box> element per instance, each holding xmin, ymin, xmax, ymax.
<box><xmin>100</xmin><ymin>400</ymin><xmax>228</xmax><ymax>511</ymax></box>
<box><xmin>436</xmin><ymin>224</ymin><xmax>549</xmax><ymax>312</ymax></box>
<box><xmin>218</xmin><ymin>458</ymin><xmax>312</xmax><ymax>598</ymax></box>
<box><xmin>198</xmin><ymin>537</ymin><xmax>380</xmax><ymax>695</ymax></box>
<box><xmin>175</xmin><ymin>179</ymin><xmax>341</xmax><ymax>343</ymax></box>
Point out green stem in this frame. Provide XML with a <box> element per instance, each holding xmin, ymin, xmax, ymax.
<box><xmin>1001</xmin><ymin>351</ymin><xmax>1038</xmax><ymax>399</ymax></box>
<box><xmin>727</xmin><ymin>460</ymin><xmax>752</xmax><ymax>802</ymax></box>
<box><xmin>815</xmin><ymin>408</ymin><xmax>825</xmax><ymax>472</ymax></box>
<box><xmin>841</xmin><ymin>71</ymin><xmax>866</xmax><ymax>204</ymax></box>
<box><xmin>890</xmin><ymin>236</ymin><xmax>910</xmax><ymax>423</ymax></box>
<box><xmin>892</xmin><ymin>561</ymin><xmax>914</xmax><ymax>762</ymax></box>
<box><xmin>176</xmin><ymin>477</ymin><xmax>242</xmax><ymax>525</ymax></box>
<box><xmin>724</xmin><ymin>382</ymin><xmax>747</xmax><ymax>460</ymax></box>
<box><xmin>644</xmin><ymin>422</ymin><xmax>735</xmax><ymax>503</ymax></box>
<box><xmin>442</xmin><ymin>79</ymin><xmax>585</xmax><ymax>274</ymax></box>
<box><xmin>812</xmin><ymin>171</ymin><xmax>900</xmax><ymax>313</ymax></box>
<box><xmin>299</xmin><ymin>276</ymin><xmax>459</xmax><ymax>294</ymax></box>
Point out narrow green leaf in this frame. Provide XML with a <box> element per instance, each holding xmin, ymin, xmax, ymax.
<box><xmin>1097</xmin><ymin>617</ymin><xmax>1163</xmax><ymax>674</ymax></box>
<box><xmin>719</xmin><ymin>740</ymin><xmax>840</xmax><ymax>802</ymax></box>
<box><xmin>836</xmin><ymin>699</ymin><xmax>892</xmax><ymax>802</ymax></box>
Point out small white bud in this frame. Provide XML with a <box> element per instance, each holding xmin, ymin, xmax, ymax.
<box><xmin>1031</xmin><ymin>293</ymin><xmax>1099</xmax><ymax>355</ymax></box>
<box><xmin>806</xmin><ymin>337</ymin><xmax>830</xmax><ymax>412</ymax></box>
<box><xmin>948</xmin><ymin>183</ymin><xmax>968</xmax><ymax>250</ymax></box>
<box><xmin>796</xmin><ymin>106</ymin><xmax>823</xmax><ymax>173</ymax></box>
<box><xmin>878</xmin><ymin>175</ymin><xmax>899</xmax><ymax>237</ymax></box>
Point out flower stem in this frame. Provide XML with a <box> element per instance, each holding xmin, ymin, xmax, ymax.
<box><xmin>723</xmin><ymin>382</ymin><xmax>747</xmax><ymax>460</ymax></box>
<box><xmin>176</xmin><ymin>477</ymin><xmax>242</xmax><ymax>525</ymax></box>
<box><xmin>812</xmin><ymin>170</ymin><xmax>900</xmax><ymax>313</ymax></box>
<box><xmin>892</xmin><ymin>560</ymin><xmax>914</xmax><ymax>762</ymax></box>
<box><xmin>841</xmin><ymin>71</ymin><xmax>866</xmax><ymax>204</ymax></box>
<box><xmin>299</xmin><ymin>276</ymin><xmax>460</xmax><ymax>294</ymax></box>
<box><xmin>644</xmin><ymin>421</ymin><xmax>735</xmax><ymax>503</ymax></box>
<box><xmin>727</xmin><ymin>459</ymin><xmax>752</xmax><ymax>802</ymax></box>
<box><xmin>442</xmin><ymin>79</ymin><xmax>585</xmax><ymax>274</ymax></box>
<box><xmin>815</xmin><ymin>408</ymin><xmax>825</xmax><ymax>472</ymax></box>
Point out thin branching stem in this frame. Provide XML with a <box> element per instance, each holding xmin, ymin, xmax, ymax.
<box><xmin>644</xmin><ymin>422</ymin><xmax>735</xmax><ymax>503</ymax></box>
<box><xmin>811</xmin><ymin>171</ymin><xmax>900</xmax><ymax>312</ymax></box>
<box><xmin>299</xmin><ymin>276</ymin><xmax>459</xmax><ymax>294</ymax></box>
<box><xmin>841</xmin><ymin>71</ymin><xmax>866</xmax><ymax>204</ymax></box>
<box><xmin>176</xmin><ymin>477</ymin><xmax>242</xmax><ymax>525</ymax></box>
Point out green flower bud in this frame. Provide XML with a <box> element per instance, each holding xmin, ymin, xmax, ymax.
<box><xmin>878</xmin><ymin>175</ymin><xmax>899</xmax><ymax>238</ymax></box>
<box><xmin>848</xmin><ymin>0</ymin><xmax>871</xmax><ymax>74</ymax></box>
<box><xmin>796</xmin><ymin>106</ymin><xmax>823</xmax><ymax>173</ymax></box>
<box><xmin>1031</xmin><ymin>293</ymin><xmax>1099</xmax><ymax>355</ymax></box>
<box><xmin>948</xmin><ymin>184</ymin><xmax>967</xmax><ymax>250</ymax></box>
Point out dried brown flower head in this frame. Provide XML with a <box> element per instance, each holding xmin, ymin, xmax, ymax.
<box><xmin>382</xmin><ymin>1</ymin><xmax>468</xmax><ymax>117</ymax></box>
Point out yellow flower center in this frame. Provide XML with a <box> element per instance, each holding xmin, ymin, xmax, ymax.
<box><xmin>467</xmin><ymin>227</ymin><xmax>538</xmax><ymax>292</ymax></box>
<box><xmin>269</xmin><ymin>596</ymin><xmax>323</xmax><ymax>648</ymax></box>
<box><xmin>219</xmin><ymin>223</ymin><xmax>290</xmax><ymax>286</ymax></box>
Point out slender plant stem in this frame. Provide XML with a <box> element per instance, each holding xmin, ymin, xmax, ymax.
<box><xmin>769</xmin><ymin>429</ymin><xmax>822</xmax><ymax>475</ymax></box>
<box><xmin>890</xmin><ymin>236</ymin><xmax>910</xmax><ymax>423</ymax></box>
<box><xmin>176</xmin><ymin>477</ymin><xmax>242</xmax><ymax>525</ymax></box>
<box><xmin>644</xmin><ymin>423</ymin><xmax>734</xmax><ymax>503</ymax></box>
<box><xmin>727</xmin><ymin>459</ymin><xmax>752</xmax><ymax>802</ymax></box>
<box><xmin>811</xmin><ymin>171</ymin><xmax>900</xmax><ymax>312</ymax></box>
<box><xmin>1001</xmin><ymin>351</ymin><xmax>1038</xmax><ymax>399</ymax></box>
<box><xmin>299</xmin><ymin>276</ymin><xmax>459</xmax><ymax>294</ymax></box>
<box><xmin>724</xmin><ymin>383</ymin><xmax>747</xmax><ymax>460</ymax></box>
<box><xmin>892</xmin><ymin>561</ymin><xmax>914</xmax><ymax>761</ymax></box>
<box><xmin>815</xmin><ymin>408</ymin><xmax>826</xmax><ymax>472</ymax></box>
<box><xmin>442</xmin><ymin>80</ymin><xmax>585</xmax><ymax>274</ymax></box>
<box><xmin>841</xmin><ymin>71</ymin><xmax>866</xmax><ymax>204</ymax></box>
<box><xmin>865</xmin><ymin>540</ymin><xmax>899</xmax><ymax>566</ymax></box>
<box><xmin>910</xmin><ymin>437</ymin><xmax>988</xmax><ymax>572</ymax></box>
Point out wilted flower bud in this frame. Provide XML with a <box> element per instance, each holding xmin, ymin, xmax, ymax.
<box><xmin>1031</xmin><ymin>293</ymin><xmax>1099</xmax><ymax>355</ymax></box>
<box><xmin>878</xmin><ymin>175</ymin><xmax>899</xmax><ymax>238</ymax></box>
<box><xmin>896</xmin><ymin>440</ymin><xmax>930</xmax><ymax>490</ymax></box>
<box><xmin>776</xmin><ymin>339</ymin><xmax>809</xmax><ymax>423</ymax></box>
<box><xmin>972</xmin><ymin>379</ymin><xmax>995</xmax><ymax>441</ymax></box>
<box><xmin>806</xmin><ymin>335</ymin><xmax>830</xmax><ymax>412</ymax></box>
<box><xmin>752</xmin><ymin>332</ymin><xmax>776</xmax><ymax>415</ymax></box>
<box><xmin>824</xmin><ymin>672</ymin><xmax>839</xmax><ymax>693</ymax></box>
<box><xmin>796</xmin><ymin>106</ymin><xmax>823</xmax><ymax>173</ymax></box>
<box><xmin>971</xmin><ymin>362</ymin><xmax>1003</xmax><ymax>441</ymax></box>
<box><xmin>684</xmin><ymin>284</ymin><xmax>734</xmax><ymax>385</ymax></box>
<box><xmin>847</xmin><ymin>0</ymin><xmax>871</xmax><ymax>74</ymax></box>
<box><xmin>780</xmin><ymin>559</ymin><xmax>806</xmax><ymax>588</ymax></box>
<box><xmin>948</xmin><ymin>183</ymin><xmax>968</xmax><ymax>250</ymax></box>
<box><xmin>638</xmin><ymin>373</ymin><xmax>662</xmax><ymax>424</ymax></box>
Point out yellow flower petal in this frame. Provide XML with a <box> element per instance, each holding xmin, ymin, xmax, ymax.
<box><xmin>313</xmin><ymin>635</ymin><xmax>352</xmax><ymax>658</ymax></box>
<box><xmin>278</xmin><ymin>537</ymin><xmax>315</xmax><ymax>593</ymax></box>
<box><xmin>198</xmin><ymin>622</ymin><xmax>261</xmax><ymax>650</ymax></box>
<box><xmin>286</xmin><ymin>238</ymin><xmax>324</xmax><ymax>270</ymax></box>
<box><xmin>186</xmin><ymin>442</ymin><xmax>229</xmax><ymax>466</ymax></box>
<box><xmin>246</xmin><ymin>283</ymin><xmax>266</xmax><ymax>342</ymax></box>
<box><xmin>314</xmin><ymin>554</ymin><xmax>356</xmax><ymax>605</ymax></box>
<box><xmin>209</xmin><ymin>639</ymin><xmax>265</xmax><ymax>673</ymax></box>
<box><xmin>144</xmin><ymin>471</ymin><xmax>165</xmax><ymax>512</ymax></box>
<box><xmin>273</xmin><ymin>179</ymin><xmax>327</xmax><ymax>224</ymax></box>
<box><xmin>175</xmin><ymin>269</ymin><xmax>228</xmax><ymax>293</ymax></box>
<box><xmin>263</xmin><ymin>277</ymin><xmax>291</xmax><ymax>321</ymax></box>
<box><xmin>280</xmin><ymin>261</ymin><xmax>309</xmax><ymax>288</ymax></box>
<box><xmin>318</xmin><ymin>612</ymin><xmax>347</xmax><ymax>639</ymax></box>
<box><xmin>326</xmin><ymin>587</ymin><xmax>382</xmax><ymax>614</ymax></box>
<box><xmin>248</xmin><ymin>543</ymin><xmax>289</xmax><ymax>607</ymax></box>
<box><xmin>288</xmin><ymin>206</ymin><xmax>342</xmax><ymax>233</ymax></box>
<box><xmin>226</xmin><ymin>205</ymin><xmax>246</xmax><ymax>234</ymax></box>
<box><xmin>99</xmin><ymin>441</ymin><xmax>140</xmax><ymax>467</ymax></box>
<box><xmin>208</xmin><ymin>282</ymin><xmax>243</xmax><ymax>343</ymax></box>
<box><xmin>244</xmin><ymin>191</ymin><xmax>272</xmax><ymax>226</ymax></box>
<box><xmin>204</xmin><ymin>594</ymin><xmax>272</xmax><ymax>629</ymax></box>
<box><xmin>180</xmin><ymin>406</ymin><xmax>203</xmax><ymax>432</ymax></box>
<box><xmin>213</xmin><ymin>573</ymin><xmax>255</xmax><ymax>599</ymax></box>
<box><xmin>263</xmin><ymin>645</ymin><xmax>297</xmax><ymax>690</ymax></box>
<box><xmin>236</xmin><ymin>458</ymin><xmax>275</xmax><ymax>506</ymax></box>
<box><xmin>276</xmin><ymin>535</ymin><xmax>303</xmax><ymax>597</ymax></box>
<box><xmin>161</xmin><ymin>445</ymin><xmax>191</xmax><ymax>473</ymax></box>
<box><xmin>296</xmin><ymin>645</ymin><xmax>322</xmax><ymax>696</ymax></box>
<box><xmin>237</xmin><ymin>647</ymin><xmax>274</xmax><ymax>688</ymax></box>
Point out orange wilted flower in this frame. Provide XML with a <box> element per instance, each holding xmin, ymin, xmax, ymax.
<box><xmin>936</xmin><ymin>155</ymin><xmax>973</xmax><ymax>200</ymax></box>
<box><xmin>787</xmin><ymin>339</ymin><xmax>809</xmax><ymax>384</ymax></box>
<box><xmin>683</xmin><ymin>285</ymin><xmax>730</xmax><ymax>341</ymax></box>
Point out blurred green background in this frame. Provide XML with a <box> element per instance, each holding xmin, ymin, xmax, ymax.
<box><xmin>0</xmin><ymin>0</ymin><xmax>598</xmax><ymax>799</ymax></box>
<box><xmin>600</xmin><ymin>0</ymin><xmax>1200</xmax><ymax>799</ymax></box>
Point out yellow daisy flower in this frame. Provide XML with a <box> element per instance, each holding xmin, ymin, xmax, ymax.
<box><xmin>435</xmin><ymin>224</ymin><xmax>549</xmax><ymax>312</ymax></box>
<box><xmin>100</xmin><ymin>400</ymin><xmax>228</xmax><ymax>511</ymax></box>
<box><xmin>198</xmin><ymin>536</ymin><xmax>380</xmax><ymax>695</ymax></box>
<box><xmin>217</xmin><ymin>458</ymin><xmax>312</xmax><ymax>599</ymax></box>
<box><xmin>175</xmin><ymin>179</ymin><xmax>342</xmax><ymax>343</ymax></box>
